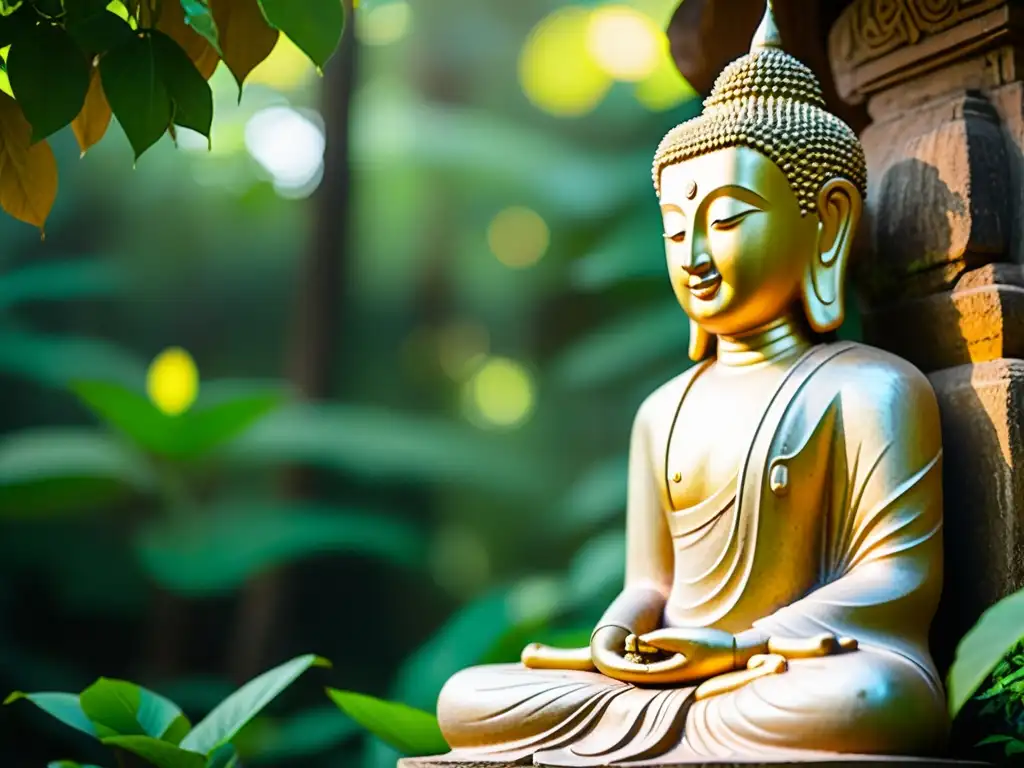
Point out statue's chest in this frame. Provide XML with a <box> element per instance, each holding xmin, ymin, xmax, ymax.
<box><xmin>661</xmin><ymin>370</ymin><xmax>781</xmax><ymax>511</ymax></box>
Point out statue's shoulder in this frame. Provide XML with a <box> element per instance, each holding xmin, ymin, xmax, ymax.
<box><xmin>815</xmin><ymin>341</ymin><xmax>938</xmax><ymax>421</ymax></box>
<box><xmin>633</xmin><ymin>364</ymin><xmax>704</xmax><ymax>430</ymax></box>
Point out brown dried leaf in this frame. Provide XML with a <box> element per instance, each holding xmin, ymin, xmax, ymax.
<box><xmin>157</xmin><ymin>0</ymin><xmax>220</xmax><ymax>79</ymax></box>
<box><xmin>0</xmin><ymin>93</ymin><xmax>58</xmax><ymax>231</ymax></box>
<box><xmin>210</xmin><ymin>0</ymin><xmax>279</xmax><ymax>89</ymax></box>
<box><xmin>72</xmin><ymin>66</ymin><xmax>112</xmax><ymax>155</ymax></box>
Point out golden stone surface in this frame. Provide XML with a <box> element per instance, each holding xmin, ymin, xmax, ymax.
<box><xmin>425</xmin><ymin>2</ymin><xmax>948</xmax><ymax>764</ymax></box>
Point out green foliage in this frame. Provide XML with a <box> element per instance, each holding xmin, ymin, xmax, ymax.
<box><xmin>0</xmin><ymin>0</ymin><xmax>346</xmax><ymax>229</ymax></box>
<box><xmin>949</xmin><ymin>589</ymin><xmax>1024</xmax><ymax>717</ymax></box>
<box><xmin>72</xmin><ymin>380</ymin><xmax>282</xmax><ymax>460</ymax></box>
<box><xmin>6</xmin><ymin>655</ymin><xmax>330</xmax><ymax>767</ymax></box>
<box><xmin>326</xmin><ymin>690</ymin><xmax>447</xmax><ymax>757</ymax></box>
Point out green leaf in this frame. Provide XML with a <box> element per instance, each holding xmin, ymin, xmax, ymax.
<box><xmin>552</xmin><ymin>302</ymin><xmax>689</xmax><ymax>390</ymax></box>
<box><xmin>0</xmin><ymin>6</ymin><xmax>31</xmax><ymax>48</ymax></box>
<box><xmin>65</xmin><ymin>4</ymin><xmax>134</xmax><ymax>55</ymax></box>
<box><xmin>48</xmin><ymin>762</ymin><xmax>106</xmax><ymax>768</ymax></box>
<box><xmin>179</xmin><ymin>0</ymin><xmax>218</xmax><ymax>50</ymax></box>
<box><xmin>561</xmin><ymin>455</ymin><xmax>627</xmax><ymax>531</ymax></box>
<box><xmin>0</xmin><ymin>329</ymin><xmax>145</xmax><ymax>390</ymax></box>
<box><xmin>258</xmin><ymin>0</ymin><xmax>343</xmax><ymax>70</ymax></box>
<box><xmin>223</xmin><ymin>403</ymin><xmax>548</xmax><ymax>498</ymax></box>
<box><xmin>0</xmin><ymin>427</ymin><xmax>155</xmax><ymax>516</ymax></box>
<box><xmin>102</xmin><ymin>735</ymin><xmax>205</xmax><ymax>768</ymax></box>
<box><xmin>71</xmin><ymin>381</ymin><xmax>281</xmax><ymax>459</ymax></box>
<box><xmin>135</xmin><ymin>502</ymin><xmax>422</xmax><ymax>595</ymax></box>
<box><xmin>4</xmin><ymin>691</ymin><xmax>96</xmax><ymax>737</ymax></box>
<box><xmin>80</xmin><ymin>678</ymin><xmax>190</xmax><ymax>742</ymax></box>
<box><xmin>151</xmin><ymin>30</ymin><xmax>212</xmax><ymax>137</ymax></box>
<box><xmin>7</xmin><ymin>22</ymin><xmax>90</xmax><ymax>140</ymax></box>
<box><xmin>100</xmin><ymin>33</ymin><xmax>172</xmax><ymax>159</ymax></box>
<box><xmin>180</xmin><ymin>655</ymin><xmax>331</xmax><ymax>755</ymax></box>
<box><xmin>948</xmin><ymin>588</ymin><xmax>1024</xmax><ymax>717</ymax></box>
<box><xmin>326</xmin><ymin>689</ymin><xmax>447</xmax><ymax>757</ymax></box>
<box><xmin>0</xmin><ymin>259</ymin><xmax>124</xmax><ymax>310</ymax></box>
<box><xmin>204</xmin><ymin>744</ymin><xmax>239</xmax><ymax>768</ymax></box>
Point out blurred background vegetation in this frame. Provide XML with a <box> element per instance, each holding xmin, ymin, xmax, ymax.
<box><xmin>0</xmin><ymin>0</ymin><xmax>877</xmax><ymax>765</ymax></box>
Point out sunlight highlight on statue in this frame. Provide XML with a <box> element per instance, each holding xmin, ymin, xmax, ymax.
<box><xmin>430</xmin><ymin>2</ymin><xmax>949</xmax><ymax>761</ymax></box>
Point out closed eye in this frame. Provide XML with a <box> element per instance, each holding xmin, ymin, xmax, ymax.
<box><xmin>711</xmin><ymin>209</ymin><xmax>759</xmax><ymax>230</ymax></box>
<box><xmin>663</xmin><ymin>230</ymin><xmax>687</xmax><ymax>243</ymax></box>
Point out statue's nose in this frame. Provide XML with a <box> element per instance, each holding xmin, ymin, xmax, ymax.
<box><xmin>680</xmin><ymin>250</ymin><xmax>713</xmax><ymax>277</ymax></box>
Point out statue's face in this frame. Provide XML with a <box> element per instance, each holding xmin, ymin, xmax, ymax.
<box><xmin>659</xmin><ymin>146</ymin><xmax>819</xmax><ymax>337</ymax></box>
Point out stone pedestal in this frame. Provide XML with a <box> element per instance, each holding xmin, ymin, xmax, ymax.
<box><xmin>399</xmin><ymin>758</ymin><xmax>986</xmax><ymax>768</ymax></box>
<box><xmin>826</xmin><ymin>0</ymin><xmax>1024</xmax><ymax>673</ymax></box>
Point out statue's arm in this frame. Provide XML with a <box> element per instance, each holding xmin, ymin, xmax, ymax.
<box><xmin>600</xmin><ymin>397</ymin><xmax>674</xmax><ymax>635</ymax></box>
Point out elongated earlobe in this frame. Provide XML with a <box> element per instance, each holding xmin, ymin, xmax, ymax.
<box><xmin>802</xmin><ymin>178</ymin><xmax>862</xmax><ymax>333</ymax></box>
<box><xmin>689</xmin><ymin>320</ymin><xmax>715</xmax><ymax>362</ymax></box>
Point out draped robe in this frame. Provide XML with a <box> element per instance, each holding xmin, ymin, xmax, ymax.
<box><xmin>434</xmin><ymin>342</ymin><xmax>950</xmax><ymax>764</ymax></box>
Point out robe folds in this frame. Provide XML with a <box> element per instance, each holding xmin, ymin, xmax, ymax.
<box><xmin>435</xmin><ymin>342</ymin><xmax>950</xmax><ymax>765</ymax></box>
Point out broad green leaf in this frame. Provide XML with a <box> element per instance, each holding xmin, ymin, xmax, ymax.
<box><xmin>102</xmin><ymin>735</ymin><xmax>205</xmax><ymax>768</ymax></box>
<box><xmin>100</xmin><ymin>33</ymin><xmax>172</xmax><ymax>159</ymax></box>
<box><xmin>135</xmin><ymin>502</ymin><xmax>422</xmax><ymax>595</ymax></box>
<box><xmin>948</xmin><ymin>588</ymin><xmax>1024</xmax><ymax>717</ymax></box>
<box><xmin>180</xmin><ymin>655</ymin><xmax>331</xmax><ymax>754</ymax></box>
<box><xmin>7</xmin><ymin>23</ymin><xmax>90</xmax><ymax>141</ymax></box>
<box><xmin>561</xmin><ymin>455</ymin><xmax>627</xmax><ymax>531</ymax></box>
<box><xmin>233</xmin><ymin>707</ymin><xmax>357</xmax><ymax>763</ymax></box>
<box><xmin>0</xmin><ymin>329</ymin><xmax>145</xmax><ymax>389</ymax></box>
<box><xmin>223</xmin><ymin>403</ymin><xmax>548</xmax><ymax>498</ymax></box>
<box><xmin>210</xmin><ymin>0</ymin><xmax>278</xmax><ymax>89</ymax></box>
<box><xmin>4</xmin><ymin>691</ymin><xmax>96</xmax><ymax>737</ymax></box>
<box><xmin>157</xmin><ymin>0</ymin><xmax>218</xmax><ymax>78</ymax></box>
<box><xmin>152</xmin><ymin>30</ymin><xmax>212</xmax><ymax>137</ymax></box>
<box><xmin>0</xmin><ymin>259</ymin><xmax>123</xmax><ymax>310</ymax></box>
<box><xmin>65</xmin><ymin>4</ymin><xmax>134</xmax><ymax>55</ymax></box>
<box><xmin>205</xmin><ymin>743</ymin><xmax>239</xmax><ymax>768</ymax></box>
<box><xmin>258</xmin><ymin>0</ymin><xmax>343</xmax><ymax>71</ymax></box>
<box><xmin>552</xmin><ymin>302</ymin><xmax>688</xmax><ymax>390</ymax></box>
<box><xmin>80</xmin><ymin>678</ymin><xmax>190</xmax><ymax>742</ymax></box>
<box><xmin>326</xmin><ymin>689</ymin><xmax>447</xmax><ymax>757</ymax></box>
<box><xmin>179</xmin><ymin>0</ymin><xmax>219</xmax><ymax>51</ymax></box>
<box><xmin>72</xmin><ymin>381</ymin><xmax>280</xmax><ymax>459</ymax></box>
<box><xmin>0</xmin><ymin>427</ymin><xmax>155</xmax><ymax>516</ymax></box>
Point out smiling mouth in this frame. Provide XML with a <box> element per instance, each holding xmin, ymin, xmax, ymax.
<box><xmin>687</xmin><ymin>273</ymin><xmax>722</xmax><ymax>301</ymax></box>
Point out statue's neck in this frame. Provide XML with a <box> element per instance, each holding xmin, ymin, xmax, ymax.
<box><xmin>716</xmin><ymin>314</ymin><xmax>813</xmax><ymax>368</ymax></box>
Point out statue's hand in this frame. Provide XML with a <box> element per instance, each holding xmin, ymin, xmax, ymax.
<box><xmin>632</xmin><ymin>627</ymin><xmax>739</xmax><ymax>683</ymax></box>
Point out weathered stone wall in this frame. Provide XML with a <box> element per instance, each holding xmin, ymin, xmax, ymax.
<box><xmin>827</xmin><ymin>0</ymin><xmax>1024</xmax><ymax>672</ymax></box>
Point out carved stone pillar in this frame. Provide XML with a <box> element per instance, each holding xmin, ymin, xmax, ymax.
<box><xmin>827</xmin><ymin>0</ymin><xmax>1024</xmax><ymax>673</ymax></box>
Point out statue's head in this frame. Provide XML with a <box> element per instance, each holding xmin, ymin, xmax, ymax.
<box><xmin>652</xmin><ymin>1</ymin><xmax>868</xmax><ymax>361</ymax></box>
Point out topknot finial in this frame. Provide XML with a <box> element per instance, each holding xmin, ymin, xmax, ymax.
<box><xmin>750</xmin><ymin>0</ymin><xmax>782</xmax><ymax>52</ymax></box>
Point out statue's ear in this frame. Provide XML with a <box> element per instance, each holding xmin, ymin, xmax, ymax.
<box><xmin>802</xmin><ymin>178</ymin><xmax>862</xmax><ymax>333</ymax></box>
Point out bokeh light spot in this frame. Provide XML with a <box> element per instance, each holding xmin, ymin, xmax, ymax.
<box><xmin>438</xmin><ymin>323</ymin><xmax>490</xmax><ymax>381</ymax></box>
<box><xmin>487</xmin><ymin>207</ymin><xmax>549</xmax><ymax>269</ymax></box>
<box><xmin>467</xmin><ymin>357</ymin><xmax>535</xmax><ymax>429</ymax></box>
<box><xmin>147</xmin><ymin>347</ymin><xmax>199</xmax><ymax>416</ymax></box>
<box><xmin>358</xmin><ymin>1</ymin><xmax>412</xmax><ymax>46</ymax></box>
<box><xmin>244</xmin><ymin>106</ymin><xmax>325</xmax><ymax>197</ymax></box>
<box><xmin>587</xmin><ymin>5</ymin><xmax>661</xmax><ymax>82</ymax></box>
<box><xmin>635</xmin><ymin>44</ymin><xmax>698</xmax><ymax>111</ymax></box>
<box><xmin>519</xmin><ymin>6</ymin><xmax>612</xmax><ymax>117</ymax></box>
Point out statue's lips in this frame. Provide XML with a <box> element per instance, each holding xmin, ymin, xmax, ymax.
<box><xmin>688</xmin><ymin>273</ymin><xmax>722</xmax><ymax>301</ymax></box>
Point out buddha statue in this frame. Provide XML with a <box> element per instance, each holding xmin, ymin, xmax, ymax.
<box><xmin>429</xmin><ymin>3</ymin><xmax>949</xmax><ymax>763</ymax></box>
